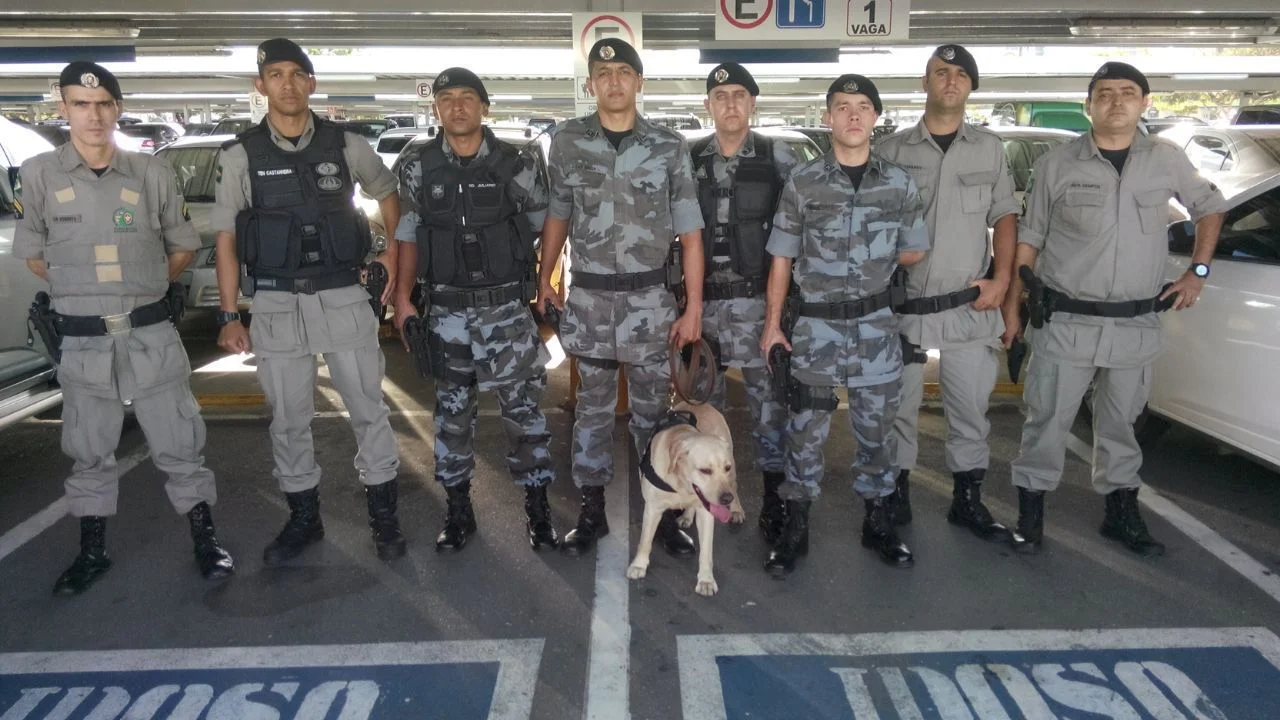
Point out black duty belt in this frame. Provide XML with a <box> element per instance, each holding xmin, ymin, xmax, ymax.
<box><xmin>704</xmin><ymin>278</ymin><xmax>765</xmax><ymax>301</ymax></box>
<box><xmin>897</xmin><ymin>286</ymin><xmax>981</xmax><ymax>315</ymax></box>
<box><xmin>798</xmin><ymin>287</ymin><xmax>895</xmax><ymax>320</ymax></box>
<box><xmin>253</xmin><ymin>269</ymin><xmax>360</xmax><ymax>294</ymax></box>
<box><xmin>573</xmin><ymin>268</ymin><xmax>666</xmax><ymax>292</ymax></box>
<box><xmin>55</xmin><ymin>298</ymin><xmax>171</xmax><ymax>337</ymax></box>
<box><xmin>428</xmin><ymin>283</ymin><xmax>527</xmax><ymax>309</ymax></box>
<box><xmin>1043</xmin><ymin>286</ymin><xmax>1174</xmax><ymax>318</ymax></box>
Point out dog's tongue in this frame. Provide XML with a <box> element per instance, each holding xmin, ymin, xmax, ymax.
<box><xmin>708</xmin><ymin>502</ymin><xmax>733</xmax><ymax>524</ymax></box>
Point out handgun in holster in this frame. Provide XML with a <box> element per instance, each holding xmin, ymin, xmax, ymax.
<box><xmin>28</xmin><ymin>291</ymin><xmax>62</xmax><ymax>364</ymax></box>
<box><xmin>890</xmin><ymin>266</ymin><xmax>909</xmax><ymax>309</ymax></box>
<box><xmin>667</xmin><ymin>239</ymin><xmax>686</xmax><ymax>310</ymax></box>
<box><xmin>900</xmin><ymin>335</ymin><xmax>928</xmax><ymax>365</ymax></box>
<box><xmin>365</xmin><ymin>261</ymin><xmax>389</xmax><ymax>319</ymax></box>
<box><xmin>401</xmin><ymin>314</ymin><xmax>433</xmax><ymax>379</ymax></box>
<box><xmin>165</xmin><ymin>282</ymin><xmax>186</xmax><ymax>325</ymax></box>
<box><xmin>767</xmin><ymin>342</ymin><xmax>791</xmax><ymax>405</ymax></box>
<box><xmin>540</xmin><ymin>302</ymin><xmax>563</xmax><ymax>337</ymax></box>
<box><xmin>1019</xmin><ymin>265</ymin><xmax>1050</xmax><ymax>329</ymax></box>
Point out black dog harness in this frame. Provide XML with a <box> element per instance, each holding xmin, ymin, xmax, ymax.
<box><xmin>639</xmin><ymin>411</ymin><xmax>698</xmax><ymax>493</ymax></box>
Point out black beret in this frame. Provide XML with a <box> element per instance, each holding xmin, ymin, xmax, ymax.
<box><xmin>58</xmin><ymin>61</ymin><xmax>121</xmax><ymax>101</ymax></box>
<box><xmin>588</xmin><ymin>38</ymin><xmax>643</xmax><ymax>75</ymax></box>
<box><xmin>433</xmin><ymin>67</ymin><xmax>489</xmax><ymax>105</ymax></box>
<box><xmin>1088</xmin><ymin>61</ymin><xmax>1149</xmax><ymax>96</ymax></box>
<box><xmin>826</xmin><ymin>74</ymin><xmax>882</xmax><ymax>114</ymax></box>
<box><xmin>706</xmin><ymin>62</ymin><xmax>758</xmax><ymax>96</ymax></box>
<box><xmin>931</xmin><ymin>44</ymin><xmax>979</xmax><ymax>90</ymax></box>
<box><xmin>257</xmin><ymin>38</ymin><xmax>314</xmax><ymax>76</ymax></box>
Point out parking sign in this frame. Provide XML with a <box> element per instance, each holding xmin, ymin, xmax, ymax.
<box><xmin>776</xmin><ymin>0</ymin><xmax>824</xmax><ymax>29</ymax></box>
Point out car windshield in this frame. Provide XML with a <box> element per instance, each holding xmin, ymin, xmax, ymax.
<box><xmin>158</xmin><ymin>145</ymin><xmax>219</xmax><ymax>203</ymax></box>
<box><xmin>1213</xmin><ymin>184</ymin><xmax>1280</xmax><ymax>263</ymax></box>
<box><xmin>377</xmin><ymin>136</ymin><xmax>415</xmax><ymax>154</ymax></box>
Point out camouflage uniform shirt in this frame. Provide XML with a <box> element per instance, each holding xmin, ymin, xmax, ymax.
<box><xmin>394</xmin><ymin>127</ymin><xmax>551</xmax><ymax>389</ymax></box>
<box><xmin>766</xmin><ymin>151</ymin><xmax>930</xmax><ymax>388</ymax></box>
<box><xmin>547</xmin><ymin>113</ymin><xmax>703</xmax><ymax>365</ymax></box>
<box><xmin>698</xmin><ymin>132</ymin><xmax>802</xmax><ymax>368</ymax></box>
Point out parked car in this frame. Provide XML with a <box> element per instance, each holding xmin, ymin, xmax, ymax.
<box><xmin>27</xmin><ymin>122</ymin><xmax>146</xmax><ymax>153</ymax></box>
<box><xmin>0</xmin><ymin>117</ymin><xmax>62</xmax><ymax>429</ymax></box>
<box><xmin>211</xmin><ymin>116</ymin><xmax>255</xmax><ymax>136</ymax></box>
<box><xmin>1141</xmin><ymin>116</ymin><xmax>1205</xmax><ymax>135</ymax></box>
<box><xmin>1159</xmin><ymin>125</ymin><xmax>1280</xmax><ymax>185</ymax></box>
<box><xmin>385</xmin><ymin>113</ymin><xmax>428</xmax><ymax>130</ymax></box>
<box><xmin>989</xmin><ymin>126</ymin><xmax>1077</xmax><ymax>206</ymax></box>
<box><xmin>782</xmin><ymin>126</ymin><xmax>832</xmax><ymax>154</ymax></box>
<box><xmin>156</xmin><ymin>134</ymin><xmax>388</xmax><ymax>311</ymax></box>
<box><xmin>1140</xmin><ymin>170</ymin><xmax>1280</xmax><ymax>468</ymax></box>
<box><xmin>1231</xmin><ymin>105</ymin><xmax>1280</xmax><ymax>126</ymax></box>
<box><xmin>118</xmin><ymin>122</ymin><xmax>183</xmax><ymax>154</ymax></box>
<box><xmin>337</xmin><ymin>119</ymin><xmax>389</xmax><ymax>147</ymax></box>
<box><xmin>679</xmin><ymin>127</ymin><xmax>823</xmax><ymax>165</ymax></box>
<box><xmin>183</xmin><ymin>122</ymin><xmax>216</xmax><ymax>136</ymax></box>
<box><xmin>375</xmin><ymin>126</ymin><xmax>435</xmax><ymax>168</ymax></box>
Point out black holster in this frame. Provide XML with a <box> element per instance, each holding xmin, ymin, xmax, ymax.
<box><xmin>28</xmin><ymin>291</ymin><xmax>62</xmax><ymax>364</ymax></box>
<box><xmin>900</xmin><ymin>335</ymin><xmax>927</xmax><ymax>365</ymax></box>
<box><xmin>364</xmin><ymin>261</ymin><xmax>388</xmax><ymax>318</ymax></box>
<box><xmin>165</xmin><ymin>282</ymin><xmax>186</xmax><ymax>325</ymax></box>
<box><xmin>1019</xmin><ymin>265</ymin><xmax>1049</xmax><ymax>328</ymax></box>
<box><xmin>668</xmin><ymin>240</ymin><xmax>685</xmax><ymax>309</ymax></box>
<box><xmin>768</xmin><ymin>343</ymin><xmax>790</xmax><ymax>403</ymax></box>
<box><xmin>402</xmin><ymin>314</ymin><xmax>433</xmax><ymax>379</ymax></box>
<box><xmin>890</xmin><ymin>266</ymin><xmax>909</xmax><ymax>309</ymax></box>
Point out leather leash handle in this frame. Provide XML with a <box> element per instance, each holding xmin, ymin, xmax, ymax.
<box><xmin>669</xmin><ymin>337</ymin><xmax>718</xmax><ymax>405</ymax></box>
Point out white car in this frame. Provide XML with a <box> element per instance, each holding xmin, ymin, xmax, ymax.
<box><xmin>375</xmin><ymin>127</ymin><xmax>436</xmax><ymax>169</ymax></box>
<box><xmin>1143</xmin><ymin>170</ymin><xmax>1280</xmax><ymax>468</ymax></box>
<box><xmin>0</xmin><ymin>117</ymin><xmax>62</xmax><ymax>429</ymax></box>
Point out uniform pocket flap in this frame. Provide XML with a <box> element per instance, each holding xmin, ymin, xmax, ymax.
<box><xmin>958</xmin><ymin>170</ymin><xmax>998</xmax><ymax>186</ymax></box>
<box><xmin>178</xmin><ymin>393</ymin><xmax>202</xmax><ymax>420</ymax></box>
<box><xmin>318</xmin><ymin>284</ymin><xmax>371</xmax><ymax>310</ymax></box>
<box><xmin>1136</xmin><ymin>188</ymin><xmax>1172</xmax><ymax>207</ymax></box>
<box><xmin>1065</xmin><ymin>189</ymin><xmax>1106</xmax><ymax>207</ymax></box>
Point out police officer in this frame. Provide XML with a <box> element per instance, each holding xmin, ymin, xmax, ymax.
<box><xmin>15</xmin><ymin>62</ymin><xmax>233</xmax><ymax>595</ymax></box>
<box><xmin>694</xmin><ymin>63</ymin><xmax>802</xmax><ymax>544</ymax></box>
<box><xmin>391</xmin><ymin>68</ymin><xmax>557</xmax><ymax>552</ymax></box>
<box><xmin>759</xmin><ymin>75</ymin><xmax>930</xmax><ymax>575</ymax></box>
<box><xmin>877</xmin><ymin>45</ymin><xmax>1019</xmax><ymax>541</ymax></box>
<box><xmin>212</xmin><ymin>38</ymin><xmax>406</xmax><ymax>564</ymax></box>
<box><xmin>1002</xmin><ymin>62</ymin><xmax>1226</xmax><ymax>556</ymax></box>
<box><xmin>538</xmin><ymin>38</ymin><xmax>705</xmax><ymax>556</ymax></box>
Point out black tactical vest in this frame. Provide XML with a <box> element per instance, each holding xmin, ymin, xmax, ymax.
<box><xmin>414</xmin><ymin>131</ymin><xmax>533</xmax><ymax>288</ymax></box>
<box><xmin>691</xmin><ymin>132</ymin><xmax>781</xmax><ymax>280</ymax></box>
<box><xmin>230</xmin><ymin>115</ymin><xmax>371</xmax><ymax>280</ymax></box>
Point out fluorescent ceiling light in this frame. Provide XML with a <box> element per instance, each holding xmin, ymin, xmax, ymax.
<box><xmin>1069</xmin><ymin>18</ymin><xmax>1277</xmax><ymax>38</ymax></box>
<box><xmin>0</xmin><ymin>22</ymin><xmax>139</xmax><ymax>39</ymax></box>
<box><xmin>320</xmin><ymin>74</ymin><xmax>377</xmax><ymax>82</ymax></box>
<box><xmin>1172</xmin><ymin>74</ymin><xmax>1248</xmax><ymax>81</ymax></box>
<box><xmin>490</xmin><ymin>94</ymin><xmax>533</xmax><ymax>101</ymax></box>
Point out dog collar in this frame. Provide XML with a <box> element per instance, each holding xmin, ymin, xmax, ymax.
<box><xmin>640</xmin><ymin>411</ymin><xmax>698</xmax><ymax>494</ymax></box>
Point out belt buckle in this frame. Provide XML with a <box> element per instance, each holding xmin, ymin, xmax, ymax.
<box><xmin>102</xmin><ymin>312</ymin><xmax>132</xmax><ymax>335</ymax></box>
<box><xmin>295</xmin><ymin>278</ymin><xmax>316</xmax><ymax>294</ymax></box>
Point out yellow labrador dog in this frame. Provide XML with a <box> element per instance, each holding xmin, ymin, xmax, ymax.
<box><xmin>627</xmin><ymin>401</ymin><xmax>744</xmax><ymax>596</ymax></box>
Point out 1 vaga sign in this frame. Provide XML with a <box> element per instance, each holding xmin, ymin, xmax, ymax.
<box><xmin>714</xmin><ymin>0</ymin><xmax>908</xmax><ymax>41</ymax></box>
<box><xmin>0</xmin><ymin>640</ymin><xmax>542</xmax><ymax>720</ymax></box>
<box><xmin>679</xmin><ymin>628</ymin><xmax>1280</xmax><ymax>719</ymax></box>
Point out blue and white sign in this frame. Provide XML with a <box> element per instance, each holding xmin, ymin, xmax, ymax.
<box><xmin>714</xmin><ymin>0</ymin><xmax>908</xmax><ymax>42</ymax></box>
<box><xmin>0</xmin><ymin>640</ymin><xmax>542</xmax><ymax>720</ymax></box>
<box><xmin>679</xmin><ymin>628</ymin><xmax>1280</xmax><ymax>719</ymax></box>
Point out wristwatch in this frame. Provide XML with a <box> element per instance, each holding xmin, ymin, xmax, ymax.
<box><xmin>215</xmin><ymin>310</ymin><xmax>242</xmax><ymax>327</ymax></box>
<box><xmin>1190</xmin><ymin>262</ymin><xmax>1210</xmax><ymax>279</ymax></box>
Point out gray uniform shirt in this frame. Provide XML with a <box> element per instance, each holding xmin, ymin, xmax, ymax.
<box><xmin>547</xmin><ymin>113</ymin><xmax>703</xmax><ymax>364</ymax></box>
<box><xmin>14</xmin><ymin>143</ymin><xmax>201</xmax><ymax>400</ymax></box>
<box><xmin>1019</xmin><ymin>130</ymin><xmax>1227</xmax><ymax>368</ymax></box>
<box><xmin>767</xmin><ymin>151</ymin><xmax>931</xmax><ymax>388</ymax></box>
<box><xmin>877</xmin><ymin>121</ymin><xmax>1020</xmax><ymax>349</ymax></box>
<box><xmin>212</xmin><ymin>113</ymin><xmax>400</xmax><ymax>355</ymax></box>
<box><xmin>393</xmin><ymin>129</ymin><xmax>552</xmax><ymax>388</ymax></box>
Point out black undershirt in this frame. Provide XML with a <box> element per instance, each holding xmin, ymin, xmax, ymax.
<box><xmin>840</xmin><ymin>163</ymin><xmax>868</xmax><ymax>192</ymax></box>
<box><xmin>931</xmin><ymin>130</ymin><xmax>959</xmax><ymax>153</ymax></box>
<box><xmin>603</xmin><ymin>127</ymin><xmax>633</xmax><ymax>150</ymax></box>
<box><xmin>456</xmin><ymin>154</ymin><xmax>476</xmax><ymax>167</ymax></box>
<box><xmin>282</xmin><ymin>134</ymin><xmax>302</xmax><ymax>146</ymax></box>
<box><xmin>90</xmin><ymin>167</ymin><xmax>108</xmax><ymax>177</ymax></box>
<box><xmin>1100</xmin><ymin>146</ymin><xmax>1131</xmax><ymax>175</ymax></box>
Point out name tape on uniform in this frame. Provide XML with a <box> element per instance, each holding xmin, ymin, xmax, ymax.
<box><xmin>679</xmin><ymin>628</ymin><xmax>1280</xmax><ymax>719</ymax></box>
<box><xmin>0</xmin><ymin>640</ymin><xmax>543</xmax><ymax>720</ymax></box>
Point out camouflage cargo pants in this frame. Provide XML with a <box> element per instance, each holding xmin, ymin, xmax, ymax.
<box><xmin>779</xmin><ymin>378</ymin><xmax>902</xmax><ymax>501</ymax></box>
<box><xmin>433</xmin><ymin>371</ymin><xmax>555</xmax><ymax>489</ymax></box>
<box><xmin>709</xmin><ymin>366</ymin><xmax>786</xmax><ymax>474</ymax></box>
<box><xmin>572</xmin><ymin>356</ymin><xmax>670</xmax><ymax>487</ymax></box>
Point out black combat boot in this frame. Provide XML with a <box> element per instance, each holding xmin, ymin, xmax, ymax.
<box><xmin>187</xmin><ymin>502</ymin><xmax>234</xmax><ymax>579</ymax></box>
<box><xmin>561</xmin><ymin>486</ymin><xmax>608</xmax><ymax>556</ymax></box>
<box><xmin>435</xmin><ymin>480</ymin><xmax>478</xmax><ymax>552</ymax></box>
<box><xmin>262</xmin><ymin>488</ymin><xmax>325</xmax><ymax>566</ymax></box>
<box><xmin>52</xmin><ymin>517</ymin><xmax>112</xmax><ymax>596</ymax></box>
<box><xmin>758</xmin><ymin>470</ymin><xmax>788</xmax><ymax>544</ymax></box>
<box><xmin>889</xmin><ymin>469</ymin><xmax>912</xmax><ymax>526</ymax></box>
<box><xmin>862</xmin><ymin>497</ymin><xmax>914</xmax><ymax>568</ymax></box>
<box><xmin>947</xmin><ymin>469</ymin><xmax>1011</xmax><ymax>542</ymax></box>
<box><xmin>657</xmin><ymin>509</ymin><xmax>696</xmax><ymax>557</ymax></box>
<box><xmin>764</xmin><ymin>500</ymin><xmax>811</xmax><ymax>576</ymax></box>
<box><xmin>365</xmin><ymin>479</ymin><xmax>407</xmax><ymax>560</ymax></box>
<box><xmin>1100</xmin><ymin>488</ymin><xmax>1165</xmax><ymax>557</ymax></box>
<box><xmin>524</xmin><ymin>484</ymin><xmax>559</xmax><ymax>551</ymax></box>
<box><xmin>1009</xmin><ymin>487</ymin><xmax>1045</xmax><ymax>554</ymax></box>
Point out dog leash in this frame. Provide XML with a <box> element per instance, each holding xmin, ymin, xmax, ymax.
<box><xmin>669</xmin><ymin>337</ymin><xmax>718</xmax><ymax>405</ymax></box>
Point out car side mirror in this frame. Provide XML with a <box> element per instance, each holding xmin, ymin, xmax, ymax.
<box><xmin>1168</xmin><ymin>219</ymin><xmax>1195</xmax><ymax>254</ymax></box>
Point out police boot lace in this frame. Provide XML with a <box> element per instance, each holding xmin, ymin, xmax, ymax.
<box><xmin>263</xmin><ymin>488</ymin><xmax>324</xmax><ymax>566</ymax></box>
<box><xmin>561</xmin><ymin>486</ymin><xmax>609</xmax><ymax>557</ymax></box>
<box><xmin>436</xmin><ymin>480</ymin><xmax>478</xmax><ymax>553</ymax></box>
<box><xmin>1101</xmin><ymin>488</ymin><xmax>1165</xmax><ymax>557</ymax></box>
<box><xmin>862</xmin><ymin>497</ymin><xmax>914</xmax><ymax>568</ymax></box>
<box><xmin>764</xmin><ymin>500</ymin><xmax>811</xmax><ymax>576</ymax></box>
<box><xmin>947</xmin><ymin>470</ymin><xmax>1012</xmax><ymax>542</ymax></box>
<box><xmin>759</xmin><ymin>471</ymin><xmax>789</xmax><ymax>544</ymax></box>
<box><xmin>187</xmin><ymin>502</ymin><xmax>234</xmax><ymax>579</ymax></box>
<box><xmin>1010</xmin><ymin>487</ymin><xmax>1045</xmax><ymax>554</ymax></box>
<box><xmin>365</xmin><ymin>479</ymin><xmax>407</xmax><ymax>561</ymax></box>
<box><xmin>52</xmin><ymin>517</ymin><xmax>112</xmax><ymax>596</ymax></box>
<box><xmin>523</xmin><ymin>484</ymin><xmax>559</xmax><ymax>551</ymax></box>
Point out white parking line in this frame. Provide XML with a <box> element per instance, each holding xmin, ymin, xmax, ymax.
<box><xmin>584</xmin><ymin>432</ymin><xmax>631</xmax><ymax>720</ymax></box>
<box><xmin>1067</xmin><ymin>432</ymin><xmax>1280</xmax><ymax>605</ymax></box>
<box><xmin>0</xmin><ymin>444</ymin><xmax>151</xmax><ymax>563</ymax></box>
